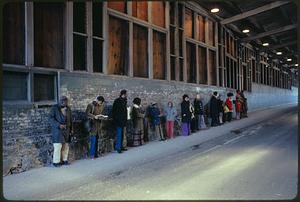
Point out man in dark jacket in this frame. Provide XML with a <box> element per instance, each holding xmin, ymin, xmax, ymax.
<box><xmin>50</xmin><ymin>96</ymin><xmax>73</xmax><ymax>167</ymax></box>
<box><xmin>210</xmin><ymin>91</ymin><xmax>219</xmax><ymax>127</ymax></box>
<box><xmin>112</xmin><ymin>90</ymin><xmax>128</xmax><ymax>153</ymax></box>
<box><xmin>181</xmin><ymin>94</ymin><xmax>192</xmax><ymax>136</ymax></box>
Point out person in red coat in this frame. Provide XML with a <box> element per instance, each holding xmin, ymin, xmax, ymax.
<box><xmin>224</xmin><ymin>93</ymin><xmax>233</xmax><ymax>122</ymax></box>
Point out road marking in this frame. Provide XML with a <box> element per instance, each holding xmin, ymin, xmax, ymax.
<box><xmin>202</xmin><ymin>145</ymin><xmax>222</xmax><ymax>154</ymax></box>
<box><xmin>223</xmin><ymin>135</ymin><xmax>245</xmax><ymax>145</ymax></box>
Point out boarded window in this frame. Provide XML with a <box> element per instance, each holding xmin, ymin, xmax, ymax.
<box><xmin>179</xmin><ymin>30</ymin><xmax>183</xmax><ymax>57</ymax></box>
<box><xmin>199</xmin><ymin>46</ymin><xmax>207</xmax><ymax>84</ymax></box>
<box><xmin>152</xmin><ymin>2</ymin><xmax>165</xmax><ymax>28</ymax></box>
<box><xmin>184</xmin><ymin>8</ymin><xmax>193</xmax><ymax>38</ymax></box>
<box><xmin>73</xmin><ymin>2</ymin><xmax>87</xmax><ymax>71</ymax></box>
<box><xmin>179</xmin><ymin>58</ymin><xmax>184</xmax><ymax>81</ymax></box>
<box><xmin>133</xmin><ymin>24</ymin><xmax>148</xmax><ymax>78</ymax></box>
<box><xmin>226</xmin><ymin>58</ymin><xmax>231</xmax><ymax>88</ymax></box>
<box><xmin>108</xmin><ymin>1</ymin><xmax>126</xmax><ymax>13</ymax></box>
<box><xmin>196</xmin><ymin>14</ymin><xmax>205</xmax><ymax>42</ymax></box>
<box><xmin>209</xmin><ymin>50</ymin><xmax>217</xmax><ymax>86</ymax></box>
<box><xmin>3</xmin><ymin>3</ymin><xmax>25</xmax><ymax>65</ymax></box>
<box><xmin>93</xmin><ymin>2</ymin><xmax>103</xmax><ymax>38</ymax></box>
<box><xmin>3</xmin><ymin>71</ymin><xmax>28</xmax><ymax>101</ymax></box>
<box><xmin>108</xmin><ymin>16</ymin><xmax>129</xmax><ymax>75</ymax></box>
<box><xmin>153</xmin><ymin>31</ymin><xmax>166</xmax><ymax>80</ymax></box>
<box><xmin>170</xmin><ymin>26</ymin><xmax>175</xmax><ymax>55</ymax></box>
<box><xmin>93</xmin><ymin>39</ymin><xmax>103</xmax><ymax>73</ymax></box>
<box><xmin>132</xmin><ymin>1</ymin><xmax>148</xmax><ymax>21</ymax></box>
<box><xmin>170</xmin><ymin>56</ymin><xmax>176</xmax><ymax>80</ymax></box>
<box><xmin>178</xmin><ymin>3</ymin><xmax>183</xmax><ymax>28</ymax></box>
<box><xmin>93</xmin><ymin>2</ymin><xmax>104</xmax><ymax>72</ymax></box>
<box><xmin>169</xmin><ymin>1</ymin><xmax>175</xmax><ymax>25</ymax></box>
<box><xmin>34</xmin><ymin>3</ymin><xmax>64</xmax><ymax>68</ymax></box>
<box><xmin>34</xmin><ymin>74</ymin><xmax>55</xmax><ymax>102</ymax></box>
<box><xmin>186</xmin><ymin>42</ymin><xmax>196</xmax><ymax>83</ymax></box>
<box><xmin>207</xmin><ymin>19</ymin><xmax>215</xmax><ymax>46</ymax></box>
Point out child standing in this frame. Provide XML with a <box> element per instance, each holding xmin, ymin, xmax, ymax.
<box><xmin>164</xmin><ymin>101</ymin><xmax>177</xmax><ymax>139</ymax></box>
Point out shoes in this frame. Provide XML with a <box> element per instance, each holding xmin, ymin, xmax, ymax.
<box><xmin>117</xmin><ymin>150</ymin><xmax>123</xmax><ymax>153</ymax></box>
<box><xmin>53</xmin><ymin>163</ymin><xmax>61</xmax><ymax>167</ymax></box>
<box><xmin>62</xmin><ymin>161</ymin><xmax>70</xmax><ymax>165</ymax></box>
<box><xmin>121</xmin><ymin>148</ymin><xmax>127</xmax><ymax>151</ymax></box>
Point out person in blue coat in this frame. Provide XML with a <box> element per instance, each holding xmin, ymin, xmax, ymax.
<box><xmin>149</xmin><ymin>102</ymin><xmax>165</xmax><ymax>141</ymax></box>
<box><xmin>50</xmin><ymin>96</ymin><xmax>73</xmax><ymax>167</ymax></box>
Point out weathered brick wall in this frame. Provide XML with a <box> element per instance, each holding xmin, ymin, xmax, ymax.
<box><xmin>2</xmin><ymin>72</ymin><xmax>297</xmax><ymax>175</ymax></box>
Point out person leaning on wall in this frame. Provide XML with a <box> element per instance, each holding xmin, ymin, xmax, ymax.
<box><xmin>181</xmin><ymin>94</ymin><xmax>192</xmax><ymax>136</ymax></box>
<box><xmin>164</xmin><ymin>101</ymin><xmax>177</xmax><ymax>139</ymax></box>
<box><xmin>112</xmin><ymin>89</ymin><xmax>128</xmax><ymax>153</ymax></box>
<box><xmin>149</xmin><ymin>102</ymin><xmax>166</xmax><ymax>141</ymax></box>
<box><xmin>50</xmin><ymin>96</ymin><xmax>73</xmax><ymax>167</ymax></box>
<box><xmin>85</xmin><ymin>96</ymin><xmax>106</xmax><ymax>159</ymax></box>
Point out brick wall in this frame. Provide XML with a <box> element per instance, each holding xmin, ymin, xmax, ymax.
<box><xmin>2</xmin><ymin>72</ymin><xmax>297</xmax><ymax>175</ymax></box>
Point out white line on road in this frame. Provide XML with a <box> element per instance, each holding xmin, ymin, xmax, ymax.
<box><xmin>223</xmin><ymin>135</ymin><xmax>245</xmax><ymax>145</ymax></box>
<box><xmin>201</xmin><ymin>145</ymin><xmax>222</xmax><ymax>155</ymax></box>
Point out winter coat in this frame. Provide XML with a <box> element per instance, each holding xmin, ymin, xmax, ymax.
<box><xmin>164</xmin><ymin>106</ymin><xmax>177</xmax><ymax>121</ymax></box>
<box><xmin>112</xmin><ymin>97</ymin><xmax>128</xmax><ymax>127</ymax></box>
<box><xmin>181</xmin><ymin>101</ymin><xmax>192</xmax><ymax>123</ymax></box>
<box><xmin>194</xmin><ymin>99</ymin><xmax>204</xmax><ymax>115</ymax></box>
<box><xmin>85</xmin><ymin>102</ymin><xmax>105</xmax><ymax>135</ymax></box>
<box><xmin>225</xmin><ymin>98</ymin><xmax>233</xmax><ymax>112</ymax></box>
<box><xmin>131</xmin><ymin>105</ymin><xmax>145</xmax><ymax>132</ymax></box>
<box><xmin>148</xmin><ymin>106</ymin><xmax>161</xmax><ymax>125</ymax></box>
<box><xmin>218</xmin><ymin>99</ymin><xmax>224</xmax><ymax>113</ymax></box>
<box><xmin>210</xmin><ymin>96</ymin><xmax>219</xmax><ymax>116</ymax></box>
<box><xmin>50</xmin><ymin>104</ymin><xmax>72</xmax><ymax>144</ymax></box>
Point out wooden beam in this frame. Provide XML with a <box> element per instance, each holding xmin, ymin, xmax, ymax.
<box><xmin>241</xmin><ymin>24</ymin><xmax>297</xmax><ymax>42</ymax></box>
<box><xmin>221</xmin><ymin>1</ymin><xmax>290</xmax><ymax>25</ymax></box>
<box><xmin>262</xmin><ymin>40</ymin><xmax>297</xmax><ymax>51</ymax></box>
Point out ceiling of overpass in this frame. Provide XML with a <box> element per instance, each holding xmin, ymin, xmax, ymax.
<box><xmin>195</xmin><ymin>0</ymin><xmax>298</xmax><ymax>72</ymax></box>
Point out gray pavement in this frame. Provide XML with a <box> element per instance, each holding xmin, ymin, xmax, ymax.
<box><xmin>3</xmin><ymin>104</ymin><xmax>298</xmax><ymax>200</ymax></box>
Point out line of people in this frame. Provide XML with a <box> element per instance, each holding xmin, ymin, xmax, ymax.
<box><xmin>50</xmin><ymin>89</ymin><xmax>248</xmax><ymax>167</ymax></box>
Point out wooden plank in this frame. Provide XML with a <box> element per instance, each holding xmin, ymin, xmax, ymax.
<box><xmin>133</xmin><ymin>24</ymin><xmax>148</xmax><ymax>78</ymax></box>
<box><xmin>221</xmin><ymin>1</ymin><xmax>290</xmax><ymax>25</ymax></box>
<box><xmin>132</xmin><ymin>1</ymin><xmax>148</xmax><ymax>21</ymax></box>
<box><xmin>153</xmin><ymin>31</ymin><xmax>166</xmax><ymax>79</ymax></box>
<box><xmin>108</xmin><ymin>1</ymin><xmax>126</xmax><ymax>13</ymax></box>
<box><xmin>3</xmin><ymin>2</ymin><xmax>25</xmax><ymax>65</ymax></box>
<box><xmin>34</xmin><ymin>3</ymin><xmax>64</xmax><ymax>68</ymax></box>
<box><xmin>184</xmin><ymin>8</ymin><xmax>193</xmax><ymax>38</ymax></box>
<box><xmin>108</xmin><ymin>16</ymin><xmax>129</xmax><ymax>75</ymax></box>
<box><xmin>196</xmin><ymin>14</ymin><xmax>205</xmax><ymax>42</ymax></box>
<box><xmin>207</xmin><ymin>19</ymin><xmax>215</xmax><ymax>47</ymax></box>
<box><xmin>151</xmin><ymin>1</ymin><xmax>165</xmax><ymax>28</ymax></box>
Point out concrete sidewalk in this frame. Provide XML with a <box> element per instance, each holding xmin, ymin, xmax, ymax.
<box><xmin>3</xmin><ymin>103</ymin><xmax>297</xmax><ymax>200</ymax></box>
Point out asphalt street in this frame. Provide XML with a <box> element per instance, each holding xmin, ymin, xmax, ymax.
<box><xmin>3</xmin><ymin>104</ymin><xmax>298</xmax><ymax>200</ymax></box>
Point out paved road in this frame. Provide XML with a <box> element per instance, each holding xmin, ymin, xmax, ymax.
<box><xmin>3</xmin><ymin>105</ymin><xmax>298</xmax><ymax>200</ymax></box>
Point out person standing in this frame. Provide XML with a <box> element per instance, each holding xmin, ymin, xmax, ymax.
<box><xmin>181</xmin><ymin>94</ymin><xmax>192</xmax><ymax>136</ymax></box>
<box><xmin>210</xmin><ymin>92</ymin><xmax>219</xmax><ymax>127</ymax></box>
<box><xmin>217</xmin><ymin>95</ymin><xmax>224</xmax><ymax>125</ymax></box>
<box><xmin>235</xmin><ymin>90</ymin><xmax>243</xmax><ymax>120</ymax></box>
<box><xmin>193</xmin><ymin>94</ymin><xmax>206</xmax><ymax>130</ymax></box>
<box><xmin>131</xmin><ymin>97</ymin><xmax>145</xmax><ymax>146</ymax></box>
<box><xmin>240</xmin><ymin>90</ymin><xmax>248</xmax><ymax>118</ymax></box>
<box><xmin>50</xmin><ymin>96</ymin><xmax>73</xmax><ymax>167</ymax></box>
<box><xmin>164</xmin><ymin>101</ymin><xmax>177</xmax><ymax>139</ymax></box>
<box><xmin>85</xmin><ymin>96</ymin><xmax>106</xmax><ymax>159</ymax></box>
<box><xmin>149</xmin><ymin>102</ymin><xmax>165</xmax><ymax>141</ymax></box>
<box><xmin>112</xmin><ymin>90</ymin><xmax>128</xmax><ymax>153</ymax></box>
<box><xmin>225</xmin><ymin>93</ymin><xmax>234</xmax><ymax>122</ymax></box>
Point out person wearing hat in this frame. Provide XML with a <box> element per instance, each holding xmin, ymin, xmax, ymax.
<box><xmin>210</xmin><ymin>91</ymin><xmax>220</xmax><ymax>127</ymax></box>
<box><xmin>112</xmin><ymin>90</ymin><xmax>128</xmax><ymax>153</ymax></box>
<box><xmin>86</xmin><ymin>95</ymin><xmax>106</xmax><ymax>159</ymax></box>
<box><xmin>149</xmin><ymin>102</ymin><xmax>165</xmax><ymax>141</ymax></box>
<box><xmin>181</xmin><ymin>94</ymin><xmax>192</xmax><ymax>136</ymax></box>
<box><xmin>50</xmin><ymin>96</ymin><xmax>73</xmax><ymax>167</ymax></box>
